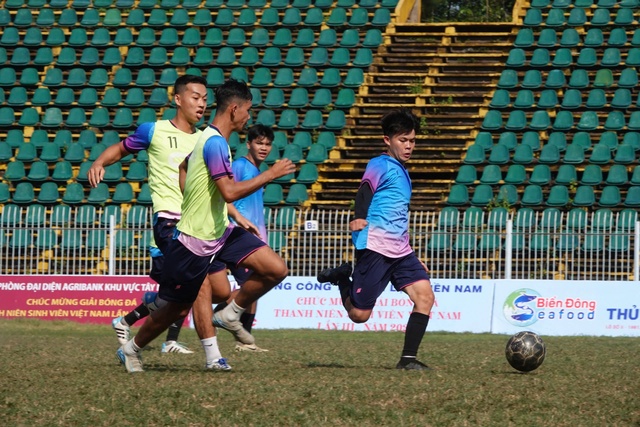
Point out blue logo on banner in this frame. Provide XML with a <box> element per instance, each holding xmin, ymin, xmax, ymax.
<box><xmin>503</xmin><ymin>288</ymin><xmax>541</xmax><ymax>326</ymax></box>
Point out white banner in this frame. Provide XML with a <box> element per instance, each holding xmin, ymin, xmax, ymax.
<box><xmin>251</xmin><ymin>277</ymin><xmax>495</xmax><ymax>333</ymax></box>
<box><xmin>492</xmin><ymin>280</ymin><xmax>640</xmax><ymax>336</ymax></box>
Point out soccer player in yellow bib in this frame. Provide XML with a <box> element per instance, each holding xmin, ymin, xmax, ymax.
<box><xmin>89</xmin><ymin>75</ymin><xmax>251</xmax><ymax>370</ymax></box>
<box><xmin>116</xmin><ymin>79</ymin><xmax>296</xmax><ymax>373</ymax></box>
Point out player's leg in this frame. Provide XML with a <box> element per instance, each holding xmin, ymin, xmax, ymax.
<box><xmin>213</xmin><ymin>228</ymin><xmax>286</xmax><ymax>344</ymax></box>
<box><xmin>393</xmin><ymin>254</ymin><xmax>434</xmax><ymax>371</ymax></box>
<box><xmin>192</xmin><ymin>267</ymin><xmax>232</xmax><ymax>370</ymax></box>
<box><xmin>117</xmin><ymin>239</ymin><xmax>210</xmax><ymax>372</ymax></box>
<box><xmin>112</xmin><ymin>303</ymin><xmax>150</xmax><ymax>345</ymax></box>
<box><xmin>225</xmin><ymin>265</ymin><xmax>268</xmax><ymax>352</ymax></box>
<box><xmin>337</xmin><ymin>249</ymin><xmax>392</xmax><ymax>324</ymax></box>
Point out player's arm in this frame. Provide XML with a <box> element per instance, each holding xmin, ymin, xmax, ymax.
<box><xmin>227</xmin><ymin>204</ymin><xmax>261</xmax><ymax>238</ymax></box>
<box><xmin>350</xmin><ymin>182</ymin><xmax>373</xmax><ymax>231</ymax></box>
<box><xmin>87</xmin><ymin>142</ymin><xmax>129</xmax><ymax>188</ymax></box>
<box><xmin>215</xmin><ymin>159</ymin><xmax>296</xmax><ymax>203</ymax></box>
<box><xmin>178</xmin><ymin>157</ymin><xmax>189</xmax><ymax>193</ymax></box>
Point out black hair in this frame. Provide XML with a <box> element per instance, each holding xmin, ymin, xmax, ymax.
<box><xmin>215</xmin><ymin>78</ymin><xmax>253</xmax><ymax>113</ymax></box>
<box><xmin>381</xmin><ymin>108</ymin><xmax>421</xmax><ymax>138</ymax></box>
<box><xmin>247</xmin><ymin>124</ymin><xmax>274</xmax><ymax>143</ymax></box>
<box><xmin>174</xmin><ymin>74</ymin><xmax>207</xmax><ymax>94</ymax></box>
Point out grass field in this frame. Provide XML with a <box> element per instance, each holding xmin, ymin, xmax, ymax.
<box><xmin>0</xmin><ymin>319</ymin><xmax>638</xmax><ymax>427</ymax></box>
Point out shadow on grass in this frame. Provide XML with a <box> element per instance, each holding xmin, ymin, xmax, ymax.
<box><xmin>307</xmin><ymin>362</ymin><xmax>347</xmax><ymax>368</ymax></box>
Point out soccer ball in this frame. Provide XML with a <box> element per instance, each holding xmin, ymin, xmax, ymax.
<box><xmin>505</xmin><ymin>331</ymin><xmax>546</xmax><ymax>372</ymax></box>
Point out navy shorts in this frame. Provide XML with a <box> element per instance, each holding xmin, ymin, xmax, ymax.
<box><xmin>149</xmin><ymin>256</ymin><xmax>164</xmax><ymax>283</ymax></box>
<box><xmin>159</xmin><ymin>226</ymin><xmax>266</xmax><ymax>304</ymax></box>
<box><xmin>228</xmin><ymin>264</ymin><xmax>253</xmax><ymax>286</ymax></box>
<box><xmin>152</xmin><ymin>216</ymin><xmax>177</xmax><ymax>255</ymax></box>
<box><xmin>350</xmin><ymin>249</ymin><xmax>430</xmax><ymax>310</ymax></box>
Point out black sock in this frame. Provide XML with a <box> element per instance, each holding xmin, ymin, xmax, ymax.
<box><xmin>241</xmin><ymin>312</ymin><xmax>255</xmax><ymax>333</ymax></box>
<box><xmin>338</xmin><ymin>278</ymin><xmax>352</xmax><ymax>306</ymax></box>
<box><xmin>124</xmin><ymin>304</ymin><xmax>150</xmax><ymax>326</ymax></box>
<box><xmin>213</xmin><ymin>302</ymin><xmax>228</xmax><ymax>313</ymax></box>
<box><xmin>401</xmin><ymin>312</ymin><xmax>430</xmax><ymax>360</ymax></box>
<box><xmin>165</xmin><ymin>317</ymin><xmax>185</xmax><ymax>342</ymax></box>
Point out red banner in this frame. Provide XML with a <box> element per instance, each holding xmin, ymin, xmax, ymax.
<box><xmin>0</xmin><ymin>275</ymin><xmax>158</xmax><ymax>324</ymax></box>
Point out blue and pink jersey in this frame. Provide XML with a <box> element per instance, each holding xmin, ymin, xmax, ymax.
<box><xmin>232</xmin><ymin>157</ymin><xmax>267</xmax><ymax>243</ymax></box>
<box><xmin>352</xmin><ymin>154</ymin><xmax>413</xmax><ymax>258</ymax></box>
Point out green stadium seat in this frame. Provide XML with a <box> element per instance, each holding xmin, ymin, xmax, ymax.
<box><xmin>591</xmin><ymin>8</ymin><xmax>611</xmax><ymax>26</ymax></box>
<box><xmin>553</xmin><ymin>164</ymin><xmax>576</xmax><ymax>186</ymax></box>
<box><xmin>545</xmin><ymin>185</ymin><xmax>568</xmax><ymax>207</ymax></box>
<box><xmin>576</xmin><ymin>48</ymin><xmax>597</xmax><ymax>67</ymax></box>
<box><xmin>504</xmin><ymin>164</ymin><xmax>526</xmax><ymax>184</ymax></box>
<box><xmin>479</xmin><ymin>164</ymin><xmax>501</xmax><ymax>184</ymax></box>
<box><xmin>568</xmin><ymin>8</ymin><xmax>587</xmax><ymax>26</ymax></box>
<box><xmin>604</xmin><ymin>111</ymin><xmax>625</xmax><ymax>130</ymax></box>
<box><xmin>50</xmin><ymin>161</ymin><xmax>73</xmax><ymax>183</ymax></box>
<box><xmin>530</xmin><ymin>48</ymin><xmax>550</xmax><ymax>67</ymax></box>
<box><xmin>463</xmin><ymin>144</ymin><xmax>485</xmax><ymax>164</ymax></box>
<box><xmin>514</xmin><ymin>28</ymin><xmax>534</xmax><ymax>47</ymax></box>
<box><xmin>520</xmin><ymin>70</ymin><xmax>541</xmax><ymax>90</ymax></box>
<box><xmin>606</xmin><ymin>165</ymin><xmax>629</xmax><ymax>187</ymax></box>
<box><xmin>602</xmin><ymin>48</ymin><xmax>621</xmax><ymax>67</ymax></box>
<box><xmin>285</xmin><ymin>184</ymin><xmax>308</xmax><ymax>205</ymax></box>
<box><xmin>5</xmin><ymin>161</ymin><xmax>26</xmax><ymax>181</ymax></box>
<box><xmin>308</xmin><ymin>47</ymin><xmax>328</xmax><ymax>67</ymax></box>
<box><xmin>470</xmin><ymin>184</ymin><xmax>493</xmax><ymax>206</ymax></box>
<box><xmin>613</xmin><ymin>144</ymin><xmax>635</xmax><ymax>164</ymax></box>
<box><xmin>53</xmin><ymin>88</ymin><xmax>75</xmax><ymax>107</ymax></box>
<box><xmin>512</xmin><ymin>144</ymin><xmax>533</xmax><ymax>164</ymax></box>
<box><xmin>528</xmin><ymin>110</ymin><xmax>551</xmax><ymax>131</ymax></box>
<box><xmin>529</xmin><ymin>164</ymin><xmax>551</xmax><ymax>185</ymax></box>
<box><xmin>102</xmin><ymin>47</ymin><xmax>122</xmax><ymax>67</ymax></box>
<box><xmin>576</xmin><ymin>111</ymin><xmax>598</xmax><ymax>130</ymax></box>
<box><xmin>169</xmin><ymin>8</ymin><xmax>189</xmax><ymax>25</ymax></box>
<box><xmin>553</xmin><ymin>48</ymin><xmax>573</xmax><ymax>68</ymax></box>
<box><xmin>18</xmin><ymin>108</ymin><xmax>39</xmax><ymax>127</ymax></box>
<box><xmin>256</xmin><ymin>110</ymin><xmax>276</xmax><ymax>127</ymax></box>
<box><xmin>598</xmin><ymin>186</ymin><xmax>621</xmax><ymax>207</ymax></box>
<box><xmin>498</xmin><ymin>132</ymin><xmax>517</xmax><ymax>151</ymax></box>
<box><xmin>305</xmin><ymin>144</ymin><xmax>328</xmax><ymax>164</ymax></box>
<box><xmin>584</xmin><ymin>28</ymin><xmax>603</xmax><ymax>47</ymax></box>
<box><xmin>580</xmin><ymin>164</ymin><xmax>603</xmax><ymax>185</ymax></box>
<box><xmin>263</xmin><ymin>183</ymin><xmax>284</xmax><ymax>205</ymax></box>
<box><xmin>626</xmin><ymin>48</ymin><xmax>640</xmax><ymax>67</ymax></box>
<box><xmin>544</xmin><ymin>69</ymin><xmax>565</xmax><ymax>89</ymax></box>
<box><xmin>0</xmin><ymin>142</ymin><xmax>12</xmax><ymax>162</ymax></box>
<box><xmin>325</xmin><ymin>110</ymin><xmax>346</xmax><ymax>130</ymax></box>
<box><xmin>111</xmin><ymin>182</ymin><xmax>133</xmax><ymax>204</ymax></box>
<box><xmin>78</xmin><ymin>88</ymin><xmax>98</xmax><ymax>107</ymax></box>
<box><xmin>87</xmin><ymin>183</ymin><xmax>110</xmax><ymax>205</ymax></box>
<box><xmin>505</xmin><ymin>48</ymin><xmax>526</xmax><ymax>67</ymax></box>
<box><xmin>126</xmin><ymin>205</ymin><xmax>149</xmax><ymax>228</ymax></box>
<box><xmin>455</xmin><ymin>165</ymin><xmax>477</xmax><ymax>185</ymax></box>
<box><xmin>488</xmin><ymin>144</ymin><xmax>510</xmax><ymax>164</ymax></box>
<box><xmin>497</xmin><ymin>70</ymin><xmax>518</xmax><ymax>89</ymax></box>
<box><xmin>87</xmin><ymin>68</ymin><xmax>107</xmax><ymax>87</ymax></box>
<box><xmin>505</xmin><ymin>110</ymin><xmax>527</xmax><ymax>130</ymax></box>
<box><xmin>573</xmin><ymin>185</ymin><xmax>595</xmax><ymax>207</ymax></box>
<box><xmin>480</xmin><ymin>110</ymin><xmax>502</xmax><ymax>130</ymax></box>
<box><xmin>344</xmin><ymin>68</ymin><xmax>363</xmax><ymax>88</ymax></box>
<box><xmin>546</xmin><ymin>8</ymin><xmax>565</xmax><ymax>26</ymax></box>
<box><xmin>282</xmin><ymin>144</ymin><xmax>304</xmax><ymax>163</ymax></box>
<box><xmin>13</xmin><ymin>182</ymin><xmax>35</xmax><ymax>204</ymax></box>
<box><xmin>560</xmin><ymin>28</ymin><xmax>579</xmax><ymax>47</ymax></box>
<box><xmin>624</xmin><ymin>186</ymin><xmax>640</xmax><ymax>206</ymax></box>
<box><xmin>40</xmin><ymin>143</ymin><xmax>61</xmax><ymax>163</ymax></box>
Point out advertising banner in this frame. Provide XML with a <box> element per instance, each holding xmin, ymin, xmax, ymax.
<box><xmin>0</xmin><ymin>275</ymin><xmax>158</xmax><ymax>324</ymax></box>
<box><xmin>253</xmin><ymin>277</ymin><xmax>495</xmax><ymax>333</ymax></box>
<box><xmin>492</xmin><ymin>280</ymin><xmax>640</xmax><ymax>337</ymax></box>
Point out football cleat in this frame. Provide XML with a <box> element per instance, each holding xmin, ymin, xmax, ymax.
<box><xmin>161</xmin><ymin>341</ymin><xmax>194</xmax><ymax>354</ymax></box>
<box><xmin>116</xmin><ymin>346</ymin><xmax>144</xmax><ymax>373</ymax></box>
<box><xmin>213</xmin><ymin>310</ymin><xmax>255</xmax><ymax>346</ymax></box>
<box><xmin>205</xmin><ymin>358</ymin><xmax>232</xmax><ymax>371</ymax></box>
<box><xmin>111</xmin><ymin>316</ymin><xmax>130</xmax><ymax>346</ymax></box>
<box><xmin>395</xmin><ymin>359</ymin><xmax>433</xmax><ymax>371</ymax></box>
<box><xmin>317</xmin><ymin>262</ymin><xmax>352</xmax><ymax>285</ymax></box>
<box><xmin>235</xmin><ymin>342</ymin><xmax>269</xmax><ymax>352</ymax></box>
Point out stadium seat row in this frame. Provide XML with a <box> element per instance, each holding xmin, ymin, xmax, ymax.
<box><xmin>514</xmin><ymin>27</ymin><xmax>640</xmax><ymax>49</ymax></box>
<box><xmin>497</xmin><ymin>68</ymin><xmax>638</xmax><ymax>89</ymax></box>
<box><xmin>530</xmin><ymin>0</ymin><xmax>639</xmax><ymax>9</ymax></box>
<box><xmin>506</xmin><ymin>46</ymin><xmax>640</xmax><ymax>68</ymax></box>
<box><xmin>524</xmin><ymin>6</ymin><xmax>638</xmax><ymax>27</ymax></box>
<box><xmin>0</xmin><ymin>6</ymin><xmax>392</xmax><ymax>28</ymax></box>
<box><xmin>456</xmin><ymin>163</ymin><xmax>640</xmax><ymax>187</ymax></box>
<box><xmin>447</xmin><ymin>183</ymin><xmax>640</xmax><ymax>208</ymax></box>
<box><xmin>481</xmin><ymin>109</ymin><xmax>640</xmax><ymax>132</ymax></box>
<box><xmin>491</xmin><ymin>88</ymin><xmax>639</xmax><ymax>110</ymax></box>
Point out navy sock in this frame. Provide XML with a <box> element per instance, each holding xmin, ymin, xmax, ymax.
<box><xmin>124</xmin><ymin>304</ymin><xmax>150</xmax><ymax>326</ymax></box>
<box><xmin>240</xmin><ymin>312</ymin><xmax>255</xmax><ymax>333</ymax></box>
<box><xmin>401</xmin><ymin>312</ymin><xmax>430</xmax><ymax>359</ymax></box>
<box><xmin>165</xmin><ymin>317</ymin><xmax>185</xmax><ymax>342</ymax></box>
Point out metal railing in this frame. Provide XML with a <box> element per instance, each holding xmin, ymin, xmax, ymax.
<box><xmin>1</xmin><ymin>205</ymin><xmax>638</xmax><ymax>281</ymax></box>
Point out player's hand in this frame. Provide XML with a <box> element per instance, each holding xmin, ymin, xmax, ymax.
<box><xmin>236</xmin><ymin>217</ymin><xmax>261</xmax><ymax>239</ymax></box>
<box><xmin>349</xmin><ymin>218</ymin><xmax>368</xmax><ymax>231</ymax></box>
<box><xmin>420</xmin><ymin>260</ymin><xmax>430</xmax><ymax>273</ymax></box>
<box><xmin>87</xmin><ymin>163</ymin><xmax>105</xmax><ymax>188</ymax></box>
<box><xmin>269</xmin><ymin>158</ymin><xmax>296</xmax><ymax>179</ymax></box>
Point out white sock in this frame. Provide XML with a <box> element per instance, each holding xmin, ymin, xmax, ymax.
<box><xmin>124</xmin><ymin>338</ymin><xmax>141</xmax><ymax>355</ymax></box>
<box><xmin>201</xmin><ymin>337</ymin><xmax>222</xmax><ymax>362</ymax></box>
<box><xmin>226</xmin><ymin>300</ymin><xmax>246</xmax><ymax>322</ymax></box>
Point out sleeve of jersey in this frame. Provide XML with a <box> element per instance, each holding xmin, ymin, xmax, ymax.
<box><xmin>122</xmin><ymin>122</ymin><xmax>155</xmax><ymax>153</ymax></box>
<box><xmin>360</xmin><ymin>159</ymin><xmax>385</xmax><ymax>193</ymax></box>
<box><xmin>203</xmin><ymin>135</ymin><xmax>234</xmax><ymax>180</ymax></box>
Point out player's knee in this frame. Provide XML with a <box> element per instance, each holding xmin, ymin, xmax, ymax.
<box><xmin>348</xmin><ymin>310</ymin><xmax>371</xmax><ymax>323</ymax></box>
<box><xmin>263</xmin><ymin>259</ymin><xmax>288</xmax><ymax>284</ymax></box>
